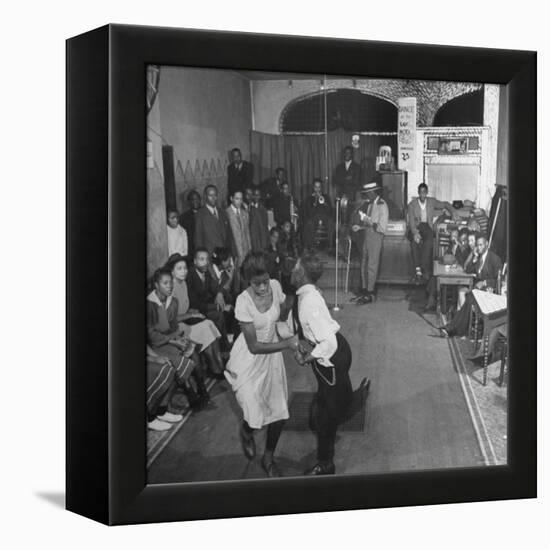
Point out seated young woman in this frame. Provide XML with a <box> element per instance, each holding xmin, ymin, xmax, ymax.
<box><xmin>167</xmin><ymin>254</ymin><xmax>226</xmax><ymax>379</ymax></box>
<box><xmin>147</xmin><ymin>266</ymin><xmax>209</xmax><ymax>411</ymax></box>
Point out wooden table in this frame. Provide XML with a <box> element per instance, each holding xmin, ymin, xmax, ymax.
<box><xmin>470</xmin><ymin>290</ymin><xmax>508</xmax><ymax>386</ymax></box>
<box><xmin>433</xmin><ymin>261</ymin><xmax>475</xmax><ymax>314</ymax></box>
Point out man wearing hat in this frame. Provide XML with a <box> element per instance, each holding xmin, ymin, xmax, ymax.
<box><xmin>351</xmin><ymin>182</ymin><xmax>389</xmax><ymax>304</ymax></box>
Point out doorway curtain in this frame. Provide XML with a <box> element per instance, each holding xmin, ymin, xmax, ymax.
<box><xmin>250</xmin><ymin>129</ymin><xmax>397</xmax><ymax>204</ymax></box>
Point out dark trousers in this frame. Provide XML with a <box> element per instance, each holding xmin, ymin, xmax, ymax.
<box><xmin>311</xmin><ymin>333</ymin><xmax>353</xmax><ymax>462</ymax></box>
<box><xmin>446</xmin><ymin>291</ymin><xmax>474</xmax><ymax>336</ymax></box>
<box><xmin>409</xmin><ymin>222</ymin><xmax>434</xmax><ymax>276</ymax></box>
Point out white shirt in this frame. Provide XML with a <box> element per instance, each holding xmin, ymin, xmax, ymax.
<box><xmin>206</xmin><ymin>204</ymin><xmax>218</xmax><ymax>217</ymax></box>
<box><xmin>295</xmin><ymin>284</ymin><xmax>340</xmax><ymax>366</ymax></box>
<box><xmin>167</xmin><ymin>225</ymin><xmax>188</xmax><ymax>257</ymax></box>
<box><xmin>344</xmin><ymin>160</ymin><xmax>352</xmax><ymax>170</ymax></box>
<box><xmin>419</xmin><ymin>199</ymin><xmax>427</xmax><ymax>223</ymax></box>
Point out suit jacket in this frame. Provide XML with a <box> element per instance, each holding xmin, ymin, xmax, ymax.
<box><xmin>186</xmin><ymin>267</ymin><xmax>219</xmax><ymax>314</ymax></box>
<box><xmin>179</xmin><ymin>208</ymin><xmax>198</xmax><ymax>254</ymax></box>
<box><xmin>226</xmin><ymin>205</ymin><xmax>252</xmax><ymax>261</ymax></box>
<box><xmin>465</xmin><ymin>249</ymin><xmax>503</xmax><ymax>288</ymax></box>
<box><xmin>227</xmin><ymin>161</ymin><xmax>254</xmax><ymax>197</ymax></box>
<box><xmin>249</xmin><ymin>203</ymin><xmax>270</xmax><ymax>252</ymax></box>
<box><xmin>260</xmin><ymin>177</ymin><xmax>283</xmax><ymax>208</ymax></box>
<box><xmin>333</xmin><ymin>161</ymin><xmax>361</xmax><ymax>198</ymax></box>
<box><xmin>272</xmin><ymin>193</ymin><xmax>297</xmax><ymax>226</ymax></box>
<box><xmin>407</xmin><ymin>197</ymin><xmax>448</xmax><ymax>236</ymax></box>
<box><xmin>194</xmin><ymin>205</ymin><xmax>230</xmax><ymax>253</ymax></box>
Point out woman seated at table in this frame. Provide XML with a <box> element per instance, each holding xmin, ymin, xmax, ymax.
<box><xmin>168</xmin><ymin>253</ymin><xmax>226</xmax><ymax>379</ymax></box>
<box><xmin>440</xmin><ymin>235</ymin><xmax>503</xmax><ymax>337</ymax></box>
<box><xmin>147</xmin><ymin>266</ymin><xmax>209</xmax><ymax>410</ymax></box>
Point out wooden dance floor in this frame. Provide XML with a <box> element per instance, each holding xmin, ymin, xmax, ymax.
<box><xmin>147</xmin><ymin>293</ymin><xmax>484</xmax><ymax>484</ymax></box>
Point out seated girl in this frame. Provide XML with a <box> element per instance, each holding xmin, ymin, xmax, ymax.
<box><xmin>168</xmin><ymin>254</ymin><xmax>226</xmax><ymax>380</ymax></box>
<box><xmin>147</xmin><ymin>266</ymin><xmax>209</xmax><ymax>410</ymax></box>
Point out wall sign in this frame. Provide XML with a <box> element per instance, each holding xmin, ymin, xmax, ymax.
<box><xmin>397</xmin><ymin>97</ymin><xmax>417</xmax><ymax>171</ymax></box>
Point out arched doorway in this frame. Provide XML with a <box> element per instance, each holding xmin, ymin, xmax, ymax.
<box><xmin>433</xmin><ymin>90</ymin><xmax>484</xmax><ymax>127</ymax></box>
<box><xmin>280</xmin><ymin>89</ymin><xmax>397</xmax><ymax>133</ymax></box>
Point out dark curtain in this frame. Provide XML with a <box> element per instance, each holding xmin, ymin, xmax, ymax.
<box><xmin>251</xmin><ymin>129</ymin><xmax>397</xmax><ymax>205</ymax></box>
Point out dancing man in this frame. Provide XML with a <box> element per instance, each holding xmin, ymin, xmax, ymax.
<box><xmin>290</xmin><ymin>254</ymin><xmax>354</xmax><ymax>475</ymax></box>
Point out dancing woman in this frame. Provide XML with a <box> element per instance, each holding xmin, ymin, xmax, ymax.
<box><xmin>225</xmin><ymin>251</ymin><xmax>299</xmax><ymax>477</ymax></box>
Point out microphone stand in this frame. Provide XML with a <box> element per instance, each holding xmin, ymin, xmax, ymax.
<box><xmin>333</xmin><ymin>197</ymin><xmax>342</xmax><ymax>311</ymax></box>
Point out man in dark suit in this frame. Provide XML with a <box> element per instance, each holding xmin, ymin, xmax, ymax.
<box><xmin>187</xmin><ymin>247</ymin><xmax>229</xmax><ymax>350</ymax></box>
<box><xmin>179</xmin><ymin>190</ymin><xmax>201</xmax><ymax>256</ymax></box>
<box><xmin>440</xmin><ymin>235</ymin><xmax>503</xmax><ymax>337</ymax></box>
<box><xmin>249</xmin><ymin>188</ymin><xmax>270</xmax><ymax>252</ymax></box>
<box><xmin>302</xmin><ymin>178</ymin><xmax>334</xmax><ymax>250</ymax></box>
<box><xmin>272</xmin><ymin>181</ymin><xmax>298</xmax><ymax>227</ymax></box>
<box><xmin>260</xmin><ymin>167</ymin><xmax>286</xmax><ymax>209</ymax></box>
<box><xmin>194</xmin><ymin>185</ymin><xmax>231</xmax><ymax>254</ymax></box>
<box><xmin>227</xmin><ymin>148</ymin><xmax>254</xmax><ymax>199</ymax></box>
<box><xmin>332</xmin><ymin>146</ymin><xmax>361</xmax><ymax>200</ymax></box>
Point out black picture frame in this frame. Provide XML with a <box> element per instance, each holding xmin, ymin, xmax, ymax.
<box><xmin>66</xmin><ymin>24</ymin><xmax>536</xmax><ymax>525</ymax></box>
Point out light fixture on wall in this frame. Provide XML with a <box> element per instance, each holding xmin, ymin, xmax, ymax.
<box><xmin>288</xmin><ymin>80</ymin><xmax>293</xmax><ymax>88</ymax></box>
<box><xmin>320</xmin><ymin>79</ymin><xmax>324</xmax><ymax>90</ymax></box>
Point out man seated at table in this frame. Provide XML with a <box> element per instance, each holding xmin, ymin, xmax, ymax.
<box><xmin>408</xmin><ymin>182</ymin><xmax>459</xmax><ymax>283</ymax></box>
<box><xmin>440</xmin><ymin>235</ymin><xmax>503</xmax><ymax>337</ymax></box>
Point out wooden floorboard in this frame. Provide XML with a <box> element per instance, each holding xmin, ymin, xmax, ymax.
<box><xmin>147</xmin><ymin>294</ymin><xmax>484</xmax><ymax>484</ymax></box>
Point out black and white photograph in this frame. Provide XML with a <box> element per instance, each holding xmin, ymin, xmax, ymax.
<box><xmin>145</xmin><ymin>66</ymin><xmax>509</xmax><ymax>483</ymax></box>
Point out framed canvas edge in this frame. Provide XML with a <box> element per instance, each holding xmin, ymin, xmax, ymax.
<box><xmin>67</xmin><ymin>24</ymin><xmax>536</xmax><ymax>526</ymax></box>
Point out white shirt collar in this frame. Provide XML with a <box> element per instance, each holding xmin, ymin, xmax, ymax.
<box><xmin>345</xmin><ymin>160</ymin><xmax>352</xmax><ymax>169</ymax></box>
<box><xmin>231</xmin><ymin>204</ymin><xmax>240</xmax><ymax>215</ymax></box>
<box><xmin>146</xmin><ymin>290</ymin><xmax>172</xmax><ymax>309</ymax></box>
<box><xmin>206</xmin><ymin>204</ymin><xmax>217</xmax><ymax>215</ymax></box>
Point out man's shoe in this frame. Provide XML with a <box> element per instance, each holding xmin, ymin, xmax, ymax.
<box><xmin>148</xmin><ymin>418</ymin><xmax>173</xmax><ymax>432</ymax></box>
<box><xmin>261</xmin><ymin>457</ymin><xmax>282</xmax><ymax>477</ymax></box>
<box><xmin>304</xmin><ymin>462</ymin><xmax>336</xmax><ymax>476</ymax></box>
<box><xmin>239</xmin><ymin>426</ymin><xmax>256</xmax><ymax>460</ymax></box>
<box><xmin>156</xmin><ymin>411</ymin><xmax>184</xmax><ymax>423</ymax></box>
<box><xmin>356</xmin><ymin>294</ymin><xmax>373</xmax><ymax>305</ymax></box>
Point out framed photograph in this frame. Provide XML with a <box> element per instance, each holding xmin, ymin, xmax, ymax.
<box><xmin>66</xmin><ymin>24</ymin><xmax>536</xmax><ymax>525</ymax></box>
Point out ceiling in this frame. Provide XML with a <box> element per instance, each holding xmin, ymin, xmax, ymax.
<box><xmin>235</xmin><ymin>70</ymin><xmax>355</xmax><ymax>81</ymax></box>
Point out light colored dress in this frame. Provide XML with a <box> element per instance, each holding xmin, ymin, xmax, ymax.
<box><xmin>172</xmin><ymin>278</ymin><xmax>221</xmax><ymax>351</ymax></box>
<box><xmin>225</xmin><ymin>279</ymin><xmax>289</xmax><ymax>429</ymax></box>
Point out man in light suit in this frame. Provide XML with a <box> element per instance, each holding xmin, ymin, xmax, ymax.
<box><xmin>407</xmin><ymin>182</ymin><xmax>458</xmax><ymax>282</ymax></box>
<box><xmin>194</xmin><ymin>185</ymin><xmax>231</xmax><ymax>254</ymax></box>
<box><xmin>226</xmin><ymin>189</ymin><xmax>252</xmax><ymax>292</ymax></box>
